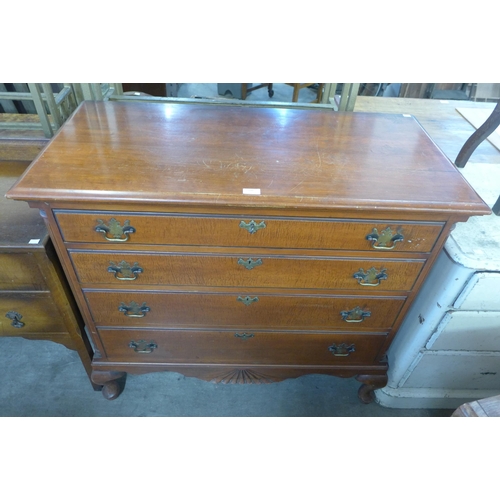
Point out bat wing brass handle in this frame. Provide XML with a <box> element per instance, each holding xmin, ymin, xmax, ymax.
<box><xmin>95</xmin><ymin>218</ymin><xmax>136</xmax><ymax>242</ymax></box>
<box><xmin>353</xmin><ymin>267</ymin><xmax>388</xmax><ymax>286</ymax></box>
<box><xmin>5</xmin><ymin>311</ymin><xmax>25</xmax><ymax>328</ymax></box>
<box><xmin>328</xmin><ymin>343</ymin><xmax>355</xmax><ymax>356</ymax></box>
<box><xmin>366</xmin><ymin>227</ymin><xmax>404</xmax><ymax>250</ymax></box>
<box><xmin>129</xmin><ymin>340</ymin><xmax>158</xmax><ymax>353</ymax></box>
<box><xmin>108</xmin><ymin>261</ymin><xmax>143</xmax><ymax>281</ymax></box>
<box><xmin>118</xmin><ymin>301</ymin><xmax>150</xmax><ymax>318</ymax></box>
<box><xmin>340</xmin><ymin>306</ymin><xmax>371</xmax><ymax>323</ymax></box>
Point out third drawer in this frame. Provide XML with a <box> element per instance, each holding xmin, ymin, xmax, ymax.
<box><xmin>84</xmin><ymin>290</ymin><xmax>406</xmax><ymax>331</ymax></box>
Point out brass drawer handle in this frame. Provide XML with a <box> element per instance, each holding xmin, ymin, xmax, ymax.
<box><xmin>5</xmin><ymin>311</ymin><xmax>25</xmax><ymax>328</ymax></box>
<box><xmin>239</xmin><ymin>220</ymin><xmax>266</xmax><ymax>234</ymax></box>
<box><xmin>340</xmin><ymin>306</ymin><xmax>371</xmax><ymax>323</ymax></box>
<box><xmin>237</xmin><ymin>257</ymin><xmax>263</xmax><ymax>270</ymax></box>
<box><xmin>237</xmin><ymin>296</ymin><xmax>259</xmax><ymax>306</ymax></box>
<box><xmin>234</xmin><ymin>332</ymin><xmax>255</xmax><ymax>340</ymax></box>
<box><xmin>128</xmin><ymin>340</ymin><xmax>158</xmax><ymax>353</ymax></box>
<box><xmin>118</xmin><ymin>301</ymin><xmax>150</xmax><ymax>318</ymax></box>
<box><xmin>108</xmin><ymin>261</ymin><xmax>143</xmax><ymax>281</ymax></box>
<box><xmin>95</xmin><ymin>218</ymin><xmax>136</xmax><ymax>242</ymax></box>
<box><xmin>328</xmin><ymin>343</ymin><xmax>355</xmax><ymax>356</ymax></box>
<box><xmin>366</xmin><ymin>227</ymin><xmax>404</xmax><ymax>250</ymax></box>
<box><xmin>353</xmin><ymin>267</ymin><xmax>388</xmax><ymax>286</ymax></box>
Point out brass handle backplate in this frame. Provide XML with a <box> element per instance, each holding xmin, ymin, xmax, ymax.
<box><xmin>118</xmin><ymin>301</ymin><xmax>150</xmax><ymax>318</ymax></box>
<box><xmin>237</xmin><ymin>296</ymin><xmax>259</xmax><ymax>306</ymax></box>
<box><xmin>237</xmin><ymin>258</ymin><xmax>263</xmax><ymax>270</ymax></box>
<box><xmin>353</xmin><ymin>267</ymin><xmax>388</xmax><ymax>287</ymax></box>
<box><xmin>328</xmin><ymin>343</ymin><xmax>355</xmax><ymax>356</ymax></box>
<box><xmin>108</xmin><ymin>261</ymin><xmax>143</xmax><ymax>281</ymax></box>
<box><xmin>95</xmin><ymin>218</ymin><xmax>136</xmax><ymax>242</ymax></box>
<box><xmin>366</xmin><ymin>227</ymin><xmax>404</xmax><ymax>250</ymax></box>
<box><xmin>5</xmin><ymin>311</ymin><xmax>25</xmax><ymax>328</ymax></box>
<box><xmin>340</xmin><ymin>306</ymin><xmax>371</xmax><ymax>323</ymax></box>
<box><xmin>239</xmin><ymin>220</ymin><xmax>266</xmax><ymax>234</ymax></box>
<box><xmin>128</xmin><ymin>340</ymin><xmax>158</xmax><ymax>353</ymax></box>
<box><xmin>234</xmin><ymin>332</ymin><xmax>255</xmax><ymax>340</ymax></box>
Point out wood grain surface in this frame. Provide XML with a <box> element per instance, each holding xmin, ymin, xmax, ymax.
<box><xmin>7</xmin><ymin>101</ymin><xmax>490</xmax><ymax>216</ymax></box>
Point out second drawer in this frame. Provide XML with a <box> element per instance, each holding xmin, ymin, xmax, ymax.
<box><xmin>84</xmin><ymin>290</ymin><xmax>405</xmax><ymax>331</ymax></box>
<box><xmin>71</xmin><ymin>251</ymin><xmax>425</xmax><ymax>291</ymax></box>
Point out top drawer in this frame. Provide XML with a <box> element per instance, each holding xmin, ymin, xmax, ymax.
<box><xmin>54</xmin><ymin>211</ymin><xmax>443</xmax><ymax>253</ymax></box>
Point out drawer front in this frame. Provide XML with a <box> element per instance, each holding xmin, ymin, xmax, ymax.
<box><xmin>71</xmin><ymin>252</ymin><xmax>425</xmax><ymax>291</ymax></box>
<box><xmin>0</xmin><ymin>292</ymin><xmax>67</xmax><ymax>334</ymax></box>
<box><xmin>84</xmin><ymin>290</ymin><xmax>405</xmax><ymax>330</ymax></box>
<box><xmin>98</xmin><ymin>328</ymin><xmax>387</xmax><ymax>366</ymax></box>
<box><xmin>55</xmin><ymin>211</ymin><xmax>443</xmax><ymax>252</ymax></box>
<box><xmin>0</xmin><ymin>253</ymin><xmax>47</xmax><ymax>291</ymax></box>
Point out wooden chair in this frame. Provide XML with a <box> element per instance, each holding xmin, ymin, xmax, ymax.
<box><xmin>455</xmin><ymin>100</ymin><xmax>500</xmax><ymax>215</ymax></box>
<box><xmin>285</xmin><ymin>83</ymin><xmax>324</xmax><ymax>103</ymax></box>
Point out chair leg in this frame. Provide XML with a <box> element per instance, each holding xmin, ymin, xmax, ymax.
<box><xmin>455</xmin><ymin>101</ymin><xmax>500</xmax><ymax>168</ymax></box>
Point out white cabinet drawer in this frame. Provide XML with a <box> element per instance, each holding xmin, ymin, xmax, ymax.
<box><xmin>453</xmin><ymin>273</ymin><xmax>500</xmax><ymax>311</ymax></box>
<box><xmin>426</xmin><ymin>310</ymin><xmax>500</xmax><ymax>351</ymax></box>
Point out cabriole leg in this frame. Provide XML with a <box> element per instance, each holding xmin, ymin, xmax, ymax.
<box><xmin>355</xmin><ymin>374</ymin><xmax>388</xmax><ymax>404</ymax></box>
<box><xmin>91</xmin><ymin>370</ymin><xmax>127</xmax><ymax>400</ymax></box>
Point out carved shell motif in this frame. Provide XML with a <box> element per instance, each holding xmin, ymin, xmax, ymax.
<box><xmin>211</xmin><ymin>369</ymin><xmax>278</xmax><ymax>384</ymax></box>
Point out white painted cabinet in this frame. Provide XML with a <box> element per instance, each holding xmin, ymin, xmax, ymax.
<box><xmin>376</xmin><ymin>163</ymin><xmax>500</xmax><ymax>408</ymax></box>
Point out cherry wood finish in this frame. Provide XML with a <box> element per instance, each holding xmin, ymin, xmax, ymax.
<box><xmin>0</xmin><ymin>161</ymin><xmax>96</xmax><ymax>388</ymax></box>
<box><xmin>55</xmin><ymin>212</ymin><xmax>444</xmax><ymax>252</ymax></box>
<box><xmin>70</xmin><ymin>251</ymin><xmax>425</xmax><ymax>291</ymax></box>
<box><xmin>6</xmin><ymin>102</ymin><xmax>490</xmax><ymax>402</ymax></box>
<box><xmin>84</xmin><ymin>290</ymin><xmax>405</xmax><ymax>331</ymax></box>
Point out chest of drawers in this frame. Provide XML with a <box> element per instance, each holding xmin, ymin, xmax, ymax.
<box><xmin>7</xmin><ymin>101</ymin><xmax>490</xmax><ymax>401</ymax></box>
<box><xmin>1</xmin><ymin>161</ymin><xmax>95</xmax><ymax>389</ymax></box>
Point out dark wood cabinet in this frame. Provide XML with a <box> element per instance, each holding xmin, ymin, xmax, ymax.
<box><xmin>1</xmin><ymin>162</ymin><xmax>96</xmax><ymax>388</ymax></box>
<box><xmin>6</xmin><ymin>102</ymin><xmax>490</xmax><ymax>401</ymax></box>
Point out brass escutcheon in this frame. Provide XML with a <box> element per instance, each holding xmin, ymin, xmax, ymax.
<box><xmin>328</xmin><ymin>343</ymin><xmax>355</xmax><ymax>356</ymax></box>
<box><xmin>237</xmin><ymin>296</ymin><xmax>259</xmax><ymax>306</ymax></box>
<box><xmin>237</xmin><ymin>258</ymin><xmax>263</xmax><ymax>270</ymax></box>
<box><xmin>95</xmin><ymin>218</ymin><xmax>136</xmax><ymax>242</ymax></box>
<box><xmin>234</xmin><ymin>332</ymin><xmax>255</xmax><ymax>340</ymax></box>
<box><xmin>365</xmin><ymin>227</ymin><xmax>404</xmax><ymax>250</ymax></box>
<box><xmin>340</xmin><ymin>306</ymin><xmax>371</xmax><ymax>323</ymax></box>
<box><xmin>239</xmin><ymin>220</ymin><xmax>266</xmax><ymax>234</ymax></box>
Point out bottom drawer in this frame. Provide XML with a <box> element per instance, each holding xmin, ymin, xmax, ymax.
<box><xmin>98</xmin><ymin>328</ymin><xmax>387</xmax><ymax>366</ymax></box>
<box><xmin>0</xmin><ymin>292</ymin><xmax>67</xmax><ymax>335</ymax></box>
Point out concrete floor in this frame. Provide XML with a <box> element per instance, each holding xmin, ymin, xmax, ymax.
<box><xmin>1</xmin><ymin>337</ymin><xmax>453</xmax><ymax>416</ymax></box>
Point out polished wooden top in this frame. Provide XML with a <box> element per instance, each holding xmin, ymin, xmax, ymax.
<box><xmin>7</xmin><ymin>101</ymin><xmax>490</xmax><ymax>217</ymax></box>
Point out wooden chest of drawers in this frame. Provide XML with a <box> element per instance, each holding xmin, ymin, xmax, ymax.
<box><xmin>7</xmin><ymin>102</ymin><xmax>490</xmax><ymax>401</ymax></box>
<box><xmin>1</xmin><ymin>161</ymin><xmax>95</xmax><ymax>388</ymax></box>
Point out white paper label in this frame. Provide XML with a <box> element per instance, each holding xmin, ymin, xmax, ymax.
<box><xmin>28</xmin><ymin>239</ymin><xmax>40</xmax><ymax>244</ymax></box>
<box><xmin>440</xmin><ymin>100</ymin><xmax>449</xmax><ymax>104</ymax></box>
<box><xmin>402</xmin><ymin>114</ymin><xmax>412</xmax><ymax>117</ymax></box>
<box><xmin>243</xmin><ymin>188</ymin><xmax>261</xmax><ymax>195</ymax></box>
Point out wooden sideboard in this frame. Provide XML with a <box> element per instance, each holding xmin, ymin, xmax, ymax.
<box><xmin>1</xmin><ymin>161</ymin><xmax>96</xmax><ymax>388</ymax></box>
<box><xmin>6</xmin><ymin>101</ymin><xmax>490</xmax><ymax>400</ymax></box>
